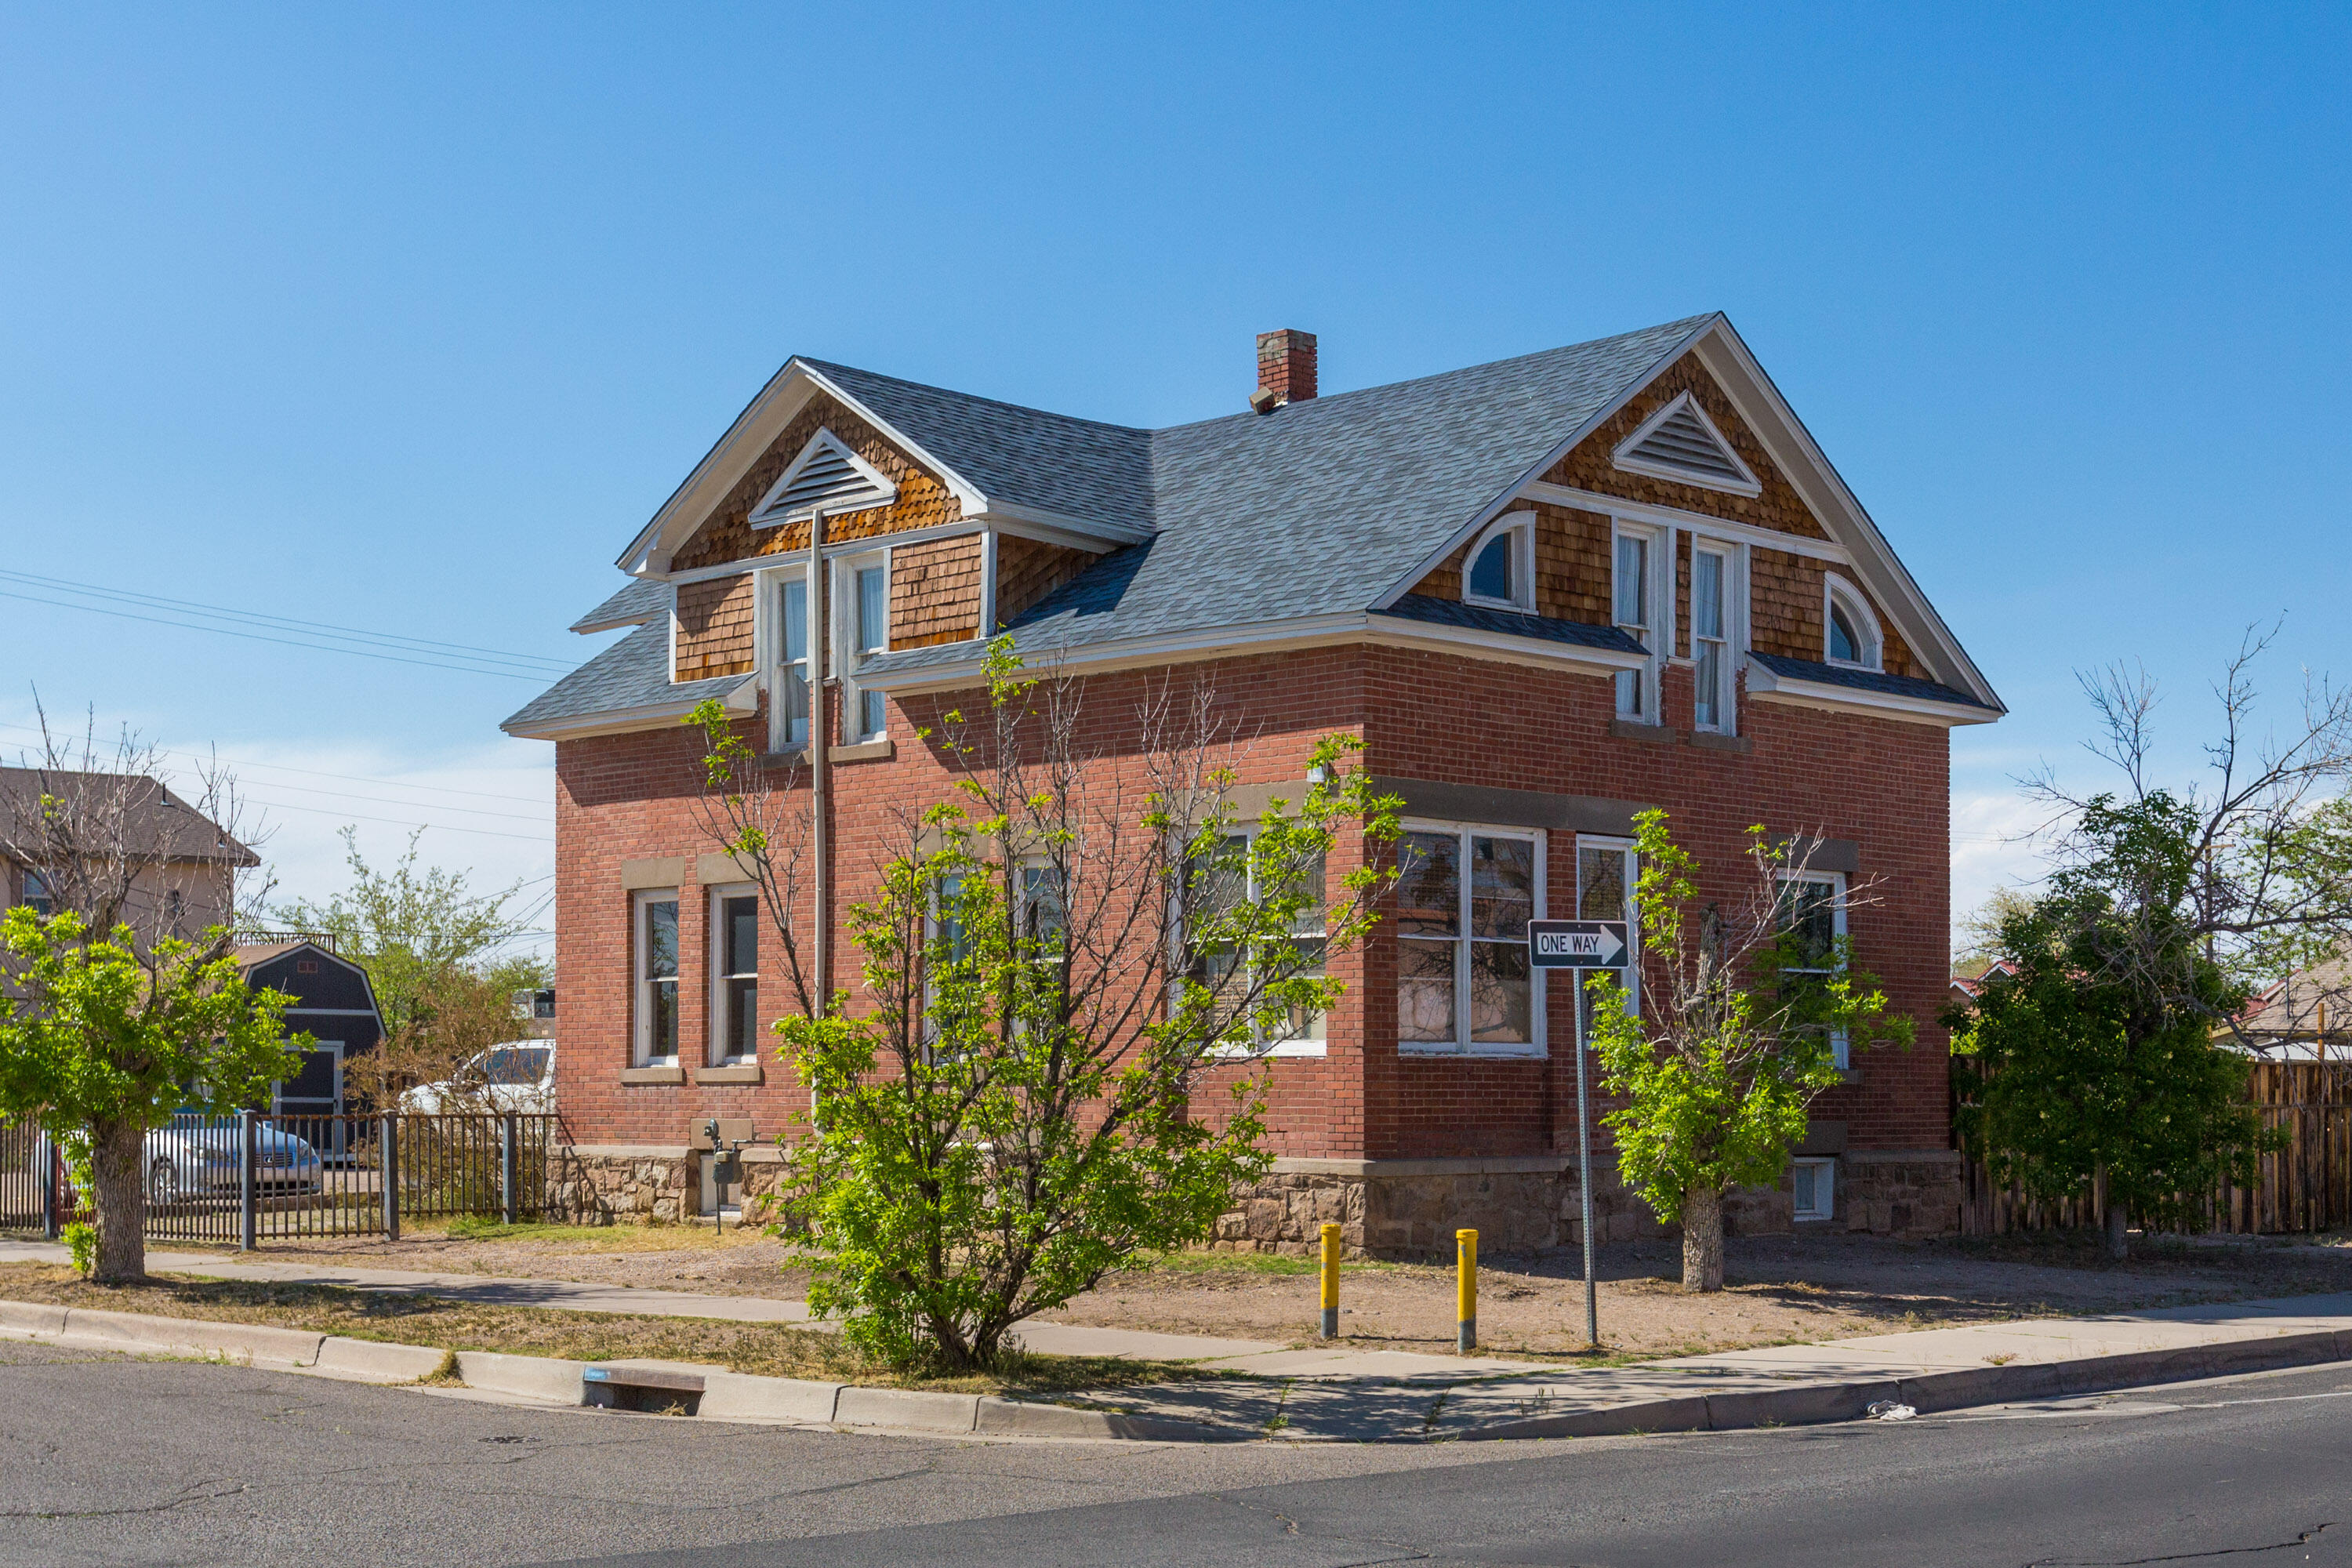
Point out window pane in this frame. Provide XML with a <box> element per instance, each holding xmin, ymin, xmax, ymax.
<box><xmin>650</xmin><ymin>979</ymin><xmax>677</xmax><ymax>1058</ymax></box>
<box><xmin>1469</xmin><ymin>836</ymin><xmax>1534</xmax><ymax>938</ymax></box>
<box><xmin>1468</xmin><ymin>940</ymin><xmax>1532</xmax><ymax>1044</ymax></box>
<box><xmin>1829</xmin><ymin>602</ymin><xmax>1859</xmax><ymax>663</ymax></box>
<box><xmin>1285</xmin><ymin>851</ymin><xmax>1327</xmax><ymax>938</ymax></box>
<box><xmin>725</xmin><ymin>977</ymin><xmax>757</xmax><ymax>1058</ymax></box>
<box><xmin>724</xmin><ymin>895</ymin><xmax>758</xmax><ymax>976</ymax></box>
<box><xmin>1693</xmin><ymin>550</ymin><xmax>1723</xmax><ymax>640</ymax></box>
<box><xmin>1614</xmin><ymin>535</ymin><xmax>1647</xmax><ymax>627</ymax></box>
<box><xmin>1777</xmin><ymin>877</ymin><xmax>1838</xmax><ymax>968</ymax></box>
<box><xmin>1395</xmin><ymin>832</ymin><xmax>1461</xmax><ymax>938</ymax></box>
<box><xmin>1283</xmin><ymin>935</ymin><xmax>1328</xmax><ymax>1043</ymax></box>
<box><xmin>859</xmin><ymin>688</ymin><xmax>887</xmax><ymax>739</ymax></box>
<box><xmin>1694</xmin><ymin>640</ymin><xmax>1720</xmax><ymax>728</ymax></box>
<box><xmin>1577</xmin><ymin>847</ymin><xmax>1626</xmax><ymax>920</ymax></box>
<box><xmin>1398</xmin><ymin>939</ymin><xmax>1456</xmax><ymax>1042</ymax></box>
<box><xmin>1468</xmin><ymin>534</ymin><xmax>1512</xmax><ymax>601</ymax></box>
<box><xmin>935</xmin><ymin>873</ymin><xmax>968</xmax><ymax>963</ymax></box>
<box><xmin>644</xmin><ymin>899</ymin><xmax>678</xmax><ymax>981</ymax></box>
<box><xmin>781</xmin><ymin>579</ymin><xmax>808</xmax><ymax>662</ymax></box>
<box><xmin>1615</xmin><ymin>667</ymin><xmax>1642</xmax><ymax>717</ymax></box>
<box><xmin>1022</xmin><ymin>864</ymin><xmax>1067</xmax><ymax>948</ymax></box>
<box><xmin>857</xmin><ymin>564</ymin><xmax>887</xmax><ymax>653</ymax></box>
<box><xmin>782</xmin><ymin>668</ymin><xmax>810</xmax><ymax>746</ymax></box>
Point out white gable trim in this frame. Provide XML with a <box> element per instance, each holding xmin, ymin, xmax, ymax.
<box><xmin>747</xmin><ymin>429</ymin><xmax>897</xmax><ymax>528</ymax></box>
<box><xmin>1610</xmin><ymin>389</ymin><xmax>1762</xmax><ymax>496</ymax></box>
<box><xmin>1515</xmin><ymin>483</ymin><xmax>1853</xmax><ymax>564</ymax></box>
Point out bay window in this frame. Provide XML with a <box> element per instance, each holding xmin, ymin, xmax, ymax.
<box><xmin>1397</xmin><ymin>826</ymin><xmax>1541</xmax><ymax>1054</ymax></box>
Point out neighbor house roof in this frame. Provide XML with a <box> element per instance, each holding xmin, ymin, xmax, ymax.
<box><xmin>514</xmin><ymin>314</ymin><xmax>2001</xmax><ymax>735</ymax></box>
<box><xmin>0</xmin><ymin>767</ymin><xmax>259</xmax><ymax>867</ymax></box>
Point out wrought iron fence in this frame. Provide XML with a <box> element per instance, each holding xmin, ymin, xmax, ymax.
<box><xmin>0</xmin><ymin>1112</ymin><xmax>561</xmax><ymax>1243</ymax></box>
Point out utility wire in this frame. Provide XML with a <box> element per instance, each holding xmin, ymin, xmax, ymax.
<box><xmin>0</xmin><ymin>721</ymin><xmax>552</xmax><ymax>807</ymax></box>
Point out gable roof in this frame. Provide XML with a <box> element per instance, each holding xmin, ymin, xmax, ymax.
<box><xmin>516</xmin><ymin>314</ymin><xmax>2001</xmax><ymax>736</ymax></box>
<box><xmin>0</xmin><ymin>767</ymin><xmax>259</xmax><ymax>867</ymax></box>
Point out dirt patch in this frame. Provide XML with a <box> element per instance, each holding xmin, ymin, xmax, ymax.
<box><xmin>115</xmin><ymin>1221</ymin><xmax>2352</xmax><ymax>1364</ymax></box>
<box><xmin>0</xmin><ymin>1262</ymin><xmax>1203</xmax><ymax>1397</ymax></box>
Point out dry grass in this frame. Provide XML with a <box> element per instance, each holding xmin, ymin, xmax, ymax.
<box><xmin>0</xmin><ymin>1262</ymin><xmax>1213</xmax><ymax>1397</ymax></box>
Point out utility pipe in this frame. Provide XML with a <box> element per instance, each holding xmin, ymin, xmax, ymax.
<box><xmin>809</xmin><ymin>506</ymin><xmax>830</xmax><ymax>1014</ymax></box>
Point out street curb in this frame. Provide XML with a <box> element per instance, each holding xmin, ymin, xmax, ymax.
<box><xmin>1459</xmin><ymin>1327</ymin><xmax>2352</xmax><ymax>1441</ymax></box>
<box><xmin>456</xmin><ymin>1349</ymin><xmax>593</xmax><ymax>1403</ymax></box>
<box><xmin>316</xmin><ymin>1336</ymin><xmax>452</xmax><ymax>1382</ymax></box>
<box><xmin>51</xmin><ymin>1306</ymin><xmax>326</xmax><ymax>1368</ymax></box>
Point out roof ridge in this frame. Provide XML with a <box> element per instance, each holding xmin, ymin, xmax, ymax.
<box><xmin>796</xmin><ymin>358</ymin><xmax>1152</xmax><ymax>439</ymax></box>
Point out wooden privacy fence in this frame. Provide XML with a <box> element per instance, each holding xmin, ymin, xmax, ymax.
<box><xmin>1960</xmin><ymin>1060</ymin><xmax>2352</xmax><ymax>1236</ymax></box>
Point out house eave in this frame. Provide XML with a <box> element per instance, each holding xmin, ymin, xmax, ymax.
<box><xmin>1744</xmin><ymin>660</ymin><xmax>2000</xmax><ymax>728</ymax></box>
<box><xmin>500</xmin><ymin>677</ymin><xmax>760</xmax><ymax>743</ymax></box>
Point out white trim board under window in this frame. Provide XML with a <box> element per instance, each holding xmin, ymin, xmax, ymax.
<box><xmin>707</xmin><ymin>883</ymin><xmax>760</xmax><ymax>1065</ymax></box>
<box><xmin>1396</xmin><ymin>821</ymin><xmax>1544</xmax><ymax>1056</ymax></box>
<box><xmin>1461</xmin><ymin>510</ymin><xmax>1535</xmax><ymax>613</ymax></box>
<box><xmin>633</xmin><ymin>888</ymin><xmax>681</xmax><ymax>1066</ymax></box>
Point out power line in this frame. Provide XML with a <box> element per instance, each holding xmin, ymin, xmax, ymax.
<box><xmin>239</xmin><ymin>793</ymin><xmax>553</xmax><ymax>843</ymax></box>
<box><xmin>0</xmin><ymin>568</ymin><xmax>577</xmax><ymax>674</ymax></box>
<box><xmin>0</xmin><ymin>719</ymin><xmax>553</xmax><ymax>807</ymax></box>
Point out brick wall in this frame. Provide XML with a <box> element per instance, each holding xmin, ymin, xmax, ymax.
<box><xmin>673</xmin><ymin>574</ymin><xmax>755</xmax><ymax>681</ymax></box>
<box><xmin>552</xmin><ymin>640</ymin><xmax>1951</xmax><ymax>1170</ymax></box>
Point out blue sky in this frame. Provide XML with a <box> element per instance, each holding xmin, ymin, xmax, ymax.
<box><xmin>4</xmin><ymin>3</ymin><xmax>2347</xmax><ymax>948</ymax></box>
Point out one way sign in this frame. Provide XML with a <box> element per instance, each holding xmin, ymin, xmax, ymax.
<box><xmin>1525</xmin><ymin>920</ymin><xmax>1629</xmax><ymax>969</ymax></box>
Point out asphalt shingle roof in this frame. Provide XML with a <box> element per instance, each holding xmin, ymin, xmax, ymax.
<box><xmin>1748</xmin><ymin>652</ymin><xmax>1994</xmax><ymax>711</ymax></box>
<box><xmin>571</xmin><ymin>576</ymin><xmax>671</xmax><ymax>634</ymax></box>
<box><xmin>520</xmin><ymin>315</ymin><xmax>1728</xmax><ymax>720</ymax></box>
<box><xmin>504</xmin><ymin>620</ymin><xmax>747</xmax><ymax>731</ymax></box>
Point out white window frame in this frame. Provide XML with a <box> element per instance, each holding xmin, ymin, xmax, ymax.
<box><xmin>1777</xmin><ymin>869</ymin><xmax>1850</xmax><ymax>1070</ymax></box>
<box><xmin>1610</xmin><ymin>520</ymin><xmax>1668</xmax><ymax>723</ymax></box>
<box><xmin>839</xmin><ymin>548</ymin><xmax>891</xmax><ymax>743</ymax></box>
<box><xmin>632</xmin><ymin>888</ymin><xmax>681</xmax><ymax>1067</ymax></box>
<box><xmin>706</xmin><ymin>882</ymin><xmax>760</xmax><ymax>1065</ymax></box>
<box><xmin>1193</xmin><ymin>826</ymin><xmax>1330</xmax><ymax>1060</ymax></box>
<box><xmin>1822</xmin><ymin>572</ymin><xmax>1883</xmax><ymax>672</ymax></box>
<box><xmin>1791</xmin><ymin>1156</ymin><xmax>1835</xmax><ymax>1221</ymax></box>
<box><xmin>1396</xmin><ymin>820</ymin><xmax>1546</xmax><ymax>1058</ymax></box>
<box><xmin>1690</xmin><ymin>540</ymin><xmax>1740</xmax><ymax>735</ymax></box>
<box><xmin>1461</xmin><ymin>510</ymin><xmax>1537</xmax><ymax>613</ymax></box>
<box><xmin>757</xmin><ymin>561</ymin><xmax>816</xmax><ymax>754</ymax></box>
<box><xmin>1573</xmin><ymin>834</ymin><xmax>1639</xmax><ymax>1044</ymax></box>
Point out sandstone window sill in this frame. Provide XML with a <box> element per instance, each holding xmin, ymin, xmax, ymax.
<box><xmin>829</xmin><ymin>738</ymin><xmax>895</xmax><ymax>764</ymax></box>
<box><xmin>692</xmin><ymin>1062</ymin><xmax>764</xmax><ymax>1085</ymax></box>
<box><xmin>618</xmin><ymin>1064</ymin><xmax>686</xmax><ymax>1086</ymax></box>
<box><xmin>1688</xmin><ymin>730</ymin><xmax>1752</xmax><ymax>754</ymax></box>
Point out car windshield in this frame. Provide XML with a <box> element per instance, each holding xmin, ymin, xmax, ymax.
<box><xmin>482</xmin><ymin>1047</ymin><xmax>550</xmax><ymax>1086</ymax></box>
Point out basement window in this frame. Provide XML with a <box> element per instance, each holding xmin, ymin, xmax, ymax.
<box><xmin>1791</xmin><ymin>1158</ymin><xmax>1835</xmax><ymax>1221</ymax></box>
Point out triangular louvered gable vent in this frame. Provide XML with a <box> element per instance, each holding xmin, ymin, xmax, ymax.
<box><xmin>1610</xmin><ymin>391</ymin><xmax>1762</xmax><ymax>495</ymax></box>
<box><xmin>747</xmin><ymin>430</ymin><xmax>898</xmax><ymax>527</ymax></box>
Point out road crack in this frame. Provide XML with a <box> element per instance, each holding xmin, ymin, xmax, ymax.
<box><xmin>2026</xmin><ymin>1521</ymin><xmax>2334</xmax><ymax>1565</ymax></box>
<box><xmin>3</xmin><ymin>1479</ymin><xmax>248</xmax><ymax>1519</ymax></box>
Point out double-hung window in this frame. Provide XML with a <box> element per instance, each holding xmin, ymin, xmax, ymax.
<box><xmin>775</xmin><ymin>573</ymin><xmax>811</xmax><ymax>750</ymax></box>
<box><xmin>1777</xmin><ymin>871</ymin><xmax>1849</xmax><ymax>1069</ymax></box>
<box><xmin>1613</xmin><ymin>524</ymin><xmax>1663</xmax><ymax>720</ymax></box>
<box><xmin>1573</xmin><ymin>837</ymin><xmax>1638</xmax><ymax>1046</ymax></box>
<box><xmin>840</xmin><ymin>552</ymin><xmax>890</xmax><ymax>742</ymax></box>
<box><xmin>1188</xmin><ymin>833</ymin><xmax>1327</xmax><ymax>1054</ymax></box>
<box><xmin>709</xmin><ymin>885</ymin><xmax>758</xmax><ymax>1064</ymax></box>
<box><xmin>1397</xmin><ymin>826</ymin><xmax>1541</xmax><ymax>1054</ymax></box>
<box><xmin>1691</xmin><ymin>543</ymin><xmax>1734</xmax><ymax>733</ymax></box>
<box><xmin>633</xmin><ymin>890</ymin><xmax>680</xmax><ymax>1065</ymax></box>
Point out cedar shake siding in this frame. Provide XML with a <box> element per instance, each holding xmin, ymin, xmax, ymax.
<box><xmin>672</xmin><ymin>574</ymin><xmax>756</xmax><ymax>681</ymax></box>
<box><xmin>889</xmin><ymin>534</ymin><xmax>985</xmax><ymax>650</ymax></box>
<box><xmin>671</xmin><ymin>392</ymin><xmax>964</xmax><ymax>573</ymax></box>
<box><xmin>994</xmin><ymin>535</ymin><xmax>1099</xmax><ymax>628</ymax></box>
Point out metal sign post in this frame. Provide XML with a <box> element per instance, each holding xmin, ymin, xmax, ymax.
<box><xmin>1526</xmin><ymin>918</ymin><xmax>1630</xmax><ymax>1350</ymax></box>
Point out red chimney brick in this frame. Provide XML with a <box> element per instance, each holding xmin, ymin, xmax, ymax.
<box><xmin>1256</xmin><ymin>328</ymin><xmax>1318</xmax><ymax>406</ymax></box>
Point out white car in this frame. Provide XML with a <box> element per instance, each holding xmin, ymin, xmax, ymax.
<box><xmin>400</xmin><ymin>1042</ymin><xmax>556</xmax><ymax>1115</ymax></box>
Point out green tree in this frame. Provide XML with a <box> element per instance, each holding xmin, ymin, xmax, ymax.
<box><xmin>274</xmin><ymin>828</ymin><xmax>547</xmax><ymax>1103</ymax></box>
<box><xmin>0</xmin><ymin>908</ymin><xmax>303</xmax><ymax>1283</ymax></box>
<box><xmin>723</xmin><ymin>643</ymin><xmax>1399</xmax><ymax>1370</ymax></box>
<box><xmin>1950</xmin><ymin>802</ymin><xmax>2285</xmax><ymax>1258</ymax></box>
<box><xmin>1586</xmin><ymin>811</ymin><xmax>1911</xmax><ymax>1291</ymax></box>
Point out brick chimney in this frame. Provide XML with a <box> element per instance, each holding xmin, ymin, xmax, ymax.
<box><xmin>1254</xmin><ymin>328</ymin><xmax>1317</xmax><ymax>411</ymax></box>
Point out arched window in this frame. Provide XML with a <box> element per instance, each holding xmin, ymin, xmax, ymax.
<box><xmin>1462</xmin><ymin>512</ymin><xmax>1534</xmax><ymax>612</ymax></box>
<box><xmin>1824</xmin><ymin>575</ymin><xmax>1882</xmax><ymax>670</ymax></box>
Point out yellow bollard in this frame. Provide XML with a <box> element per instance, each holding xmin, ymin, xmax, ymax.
<box><xmin>1456</xmin><ymin>1228</ymin><xmax>1478</xmax><ymax>1353</ymax></box>
<box><xmin>1319</xmin><ymin>1222</ymin><xmax>1341</xmax><ymax>1340</ymax></box>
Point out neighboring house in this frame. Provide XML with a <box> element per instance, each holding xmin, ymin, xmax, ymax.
<box><xmin>0</xmin><ymin>766</ymin><xmax>254</xmax><ymax>945</ymax></box>
<box><xmin>506</xmin><ymin>314</ymin><xmax>2004</xmax><ymax>1245</ymax></box>
<box><xmin>235</xmin><ymin>938</ymin><xmax>386</xmax><ymax>1141</ymax></box>
<box><xmin>2232</xmin><ymin>956</ymin><xmax>2352</xmax><ymax>1062</ymax></box>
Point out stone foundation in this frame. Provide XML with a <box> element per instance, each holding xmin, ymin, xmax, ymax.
<box><xmin>1212</xmin><ymin>1149</ymin><xmax>1965</xmax><ymax>1259</ymax></box>
<box><xmin>548</xmin><ymin>1145</ymin><xmax>796</xmax><ymax>1225</ymax></box>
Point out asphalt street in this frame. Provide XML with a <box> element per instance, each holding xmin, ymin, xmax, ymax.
<box><xmin>5</xmin><ymin>1338</ymin><xmax>2350</xmax><ymax>1567</ymax></box>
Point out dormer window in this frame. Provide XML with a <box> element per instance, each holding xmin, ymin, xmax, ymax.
<box><xmin>1462</xmin><ymin>512</ymin><xmax>1535</xmax><ymax>612</ymax></box>
<box><xmin>1824</xmin><ymin>575</ymin><xmax>1882</xmax><ymax>670</ymax></box>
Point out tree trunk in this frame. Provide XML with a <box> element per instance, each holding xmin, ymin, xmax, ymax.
<box><xmin>90</xmin><ymin>1118</ymin><xmax>148</xmax><ymax>1284</ymax></box>
<box><xmin>1681</xmin><ymin>1184</ymin><xmax>1725</xmax><ymax>1292</ymax></box>
<box><xmin>2103</xmin><ymin>1198</ymin><xmax>2130</xmax><ymax>1262</ymax></box>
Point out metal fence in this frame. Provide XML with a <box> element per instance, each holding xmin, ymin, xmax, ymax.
<box><xmin>1960</xmin><ymin>1060</ymin><xmax>2352</xmax><ymax>1236</ymax></box>
<box><xmin>0</xmin><ymin>1112</ymin><xmax>561</xmax><ymax>1243</ymax></box>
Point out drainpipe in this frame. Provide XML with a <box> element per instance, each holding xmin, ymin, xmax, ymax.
<box><xmin>808</xmin><ymin>506</ymin><xmax>831</xmax><ymax>1015</ymax></box>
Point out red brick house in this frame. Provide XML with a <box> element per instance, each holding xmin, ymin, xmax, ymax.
<box><xmin>506</xmin><ymin>314</ymin><xmax>2002</xmax><ymax>1245</ymax></box>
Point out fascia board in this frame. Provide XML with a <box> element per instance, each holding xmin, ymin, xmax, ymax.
<box><xmin>856</xmin><ymin>613</ymin><xmax>1644</xmax><ymax>695</ymax></box>
<box><xmin>974</xmin><ymin>501</ymin><xmax>1149</xmax><ymax>549</ymax></box>
<box><xmin>1694</xmin><ymin>325</ymin><xmax>2004</xmax><ymax>714</ymax></box>
<box><xmin>1372</xmin><ymin>314</ymin><xmax>1725</xmax><ymax>612</ymax></box>
<box><xmin>500</xmin><ymin>677</ymin><xmax>758</xmax><ymax>742</ymax></box>
<box><xmin>572</xmin><ymin>582</ymin><xmax>677</xmax><ymax>635</ymax></box>
<box><xmin>1744</xmin><ymin>658</ymin><xmax>1997</xmax><ymax>728</ymax></box>
<box><xmin>1518</xmin><ymin>482</ymin><xmax>1855</xmax><ymax>564</ymax></box>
